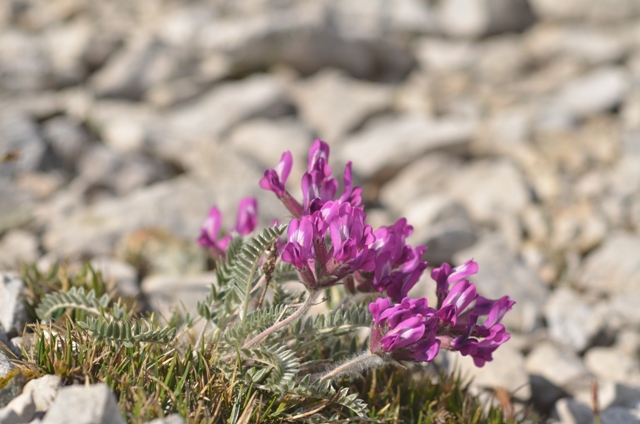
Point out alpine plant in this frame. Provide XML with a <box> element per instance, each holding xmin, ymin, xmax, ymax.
<box><xmin>197</xmin><ymin>138</ymin><xmax>515</xmax><ymax>398</ymax></box>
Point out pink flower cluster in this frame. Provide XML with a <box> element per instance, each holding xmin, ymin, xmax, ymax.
<box><xmin>369</xmin><ymin>261</ymin><xmax>514</xmax><ymax>367</ymax></box>
<box><xmin>198</xmin><ymin>139</ymin><xmax>514</xmax><ymax>367</ymax></box>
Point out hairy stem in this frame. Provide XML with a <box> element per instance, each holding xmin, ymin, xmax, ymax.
<box><xmin>320</xmin><ymin>352</ymin><xmax>384</xmax><ymax>382</ymax></box>
<box><xmin>242</xmin><ymin>290</ymin><xmax>321</xmax><ymax>349</ymax></box>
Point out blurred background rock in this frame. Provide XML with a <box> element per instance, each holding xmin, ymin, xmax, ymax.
<box><xmin>1</xmin><ymin>0</ymin><xmax>640</xmax><ymax>421</ymax></box>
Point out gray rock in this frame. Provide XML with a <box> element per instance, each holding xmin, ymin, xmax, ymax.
<box><xmin>91</xmin><ymin>36</ymin><xmax>183</xmax><ymax>100</ymax></box>
<box><xmin>414</xmin><ymin>38</ymin><xmax>475</xmax><ymax>74</ymax></box>
<box><xmin>226</xmin><ymin>117</ymin><xmax>311</xmax><ymax>174</ymax></box>
<box><xmin>0</xmin><ymin>372</ymin><xmax>26</xmax><ymax>409</ymax></box>
<box><xmin>526</xmin><ymin>341</ymin><xmax>591</xmax><ymax>392</ymax></box>
<box><xmin>339</xmin><ymin>115</ymin><xmax>476</xmax><ymax>180</ymax></box>
<box><xmin>0</xmin><ymin>30</ymin><xmax>52</xmax><ymax>92</ymax></box>
<box><xmin>0</xmin><ymin>274</ymin><xmax>27</xmax><ymax>337</ymax></box>
<box><xmin>41</xmin><ymin>383</ymin><xmax>125</xmax><ymax>424</ymax></box>
<box><xmin>378</xmin><ymin>153</ymin><xmax>463</xmax><ymax>213</ymax></box>
<box><xmin>160</xmin><ymin>74</ymin><xmax>289</xmax><ymax>160</ymax></box>
<box><xmin>41</xmin><ymin>117</ymin><xmax>90</xmax><ymax>167</ymax></box>
<box><xmin>606</xmin><ymin>294</ymin><xmax>640</xmax><ymax>331</ymax></box>
<box><xmin>88</xmin><ymin>101</ymin><xmax>158</xmax><ymax>154</ymax></box>
<box><xmin>524</xmin><ymin>24</ymin><xmax>628</xmax><ymax>66</ymax></box>
<box><xmin>1</xmin><ymin>392</ymin><xmax>35</xmax><ymax>424</ymax></box>
<box><xmin>0</xmin><ymin>326</ymin><xmax>19</xmax><ymax>358</ymax></box>
<box><xmin>544</xmin><ymin>287</ymin><xmax>604</xmax><ymax>352</ymax></box>
<box><xmin>404</xmin><ymin>194</ymin><xmax>477</xmax><ymax>264</ymax></box>
<box><xmin>0</xmin><ymin>230</ymin><xmax>39</xmax><ymax>270</ymax></box>
<box><xmin>76</xmin><ymin>145</ymin><xmax>173</xmax><ymax>197</ymax></box>
<box><xmin>575</xmin><ymin>381</ymin><xmax>640</xmax><ymax>412</ymax></box>
<box><xmin>144</xmin><ymin>414</ymin><xmax>185</xmax><ymax>424</ymax></box>
<box><xmin>529</xmin><ymin>0</ymin><xmax>640</xmax><ymax>23</ymax></box>
<box><xmin>0</xmin><ymin>408</ymin><xmax>21</xmax><ymax>424</ymax></box>
<box><xmin>435</xmin><ymin>0</ymin><xmax>534</xmax><ymax>39</ymax></box>
<box><xmin>551</xmin><ymin>397</ymin><xmax>594</xmax><ymax>424</ymax></box>
<box><xmin>453</xmin><ymin>234</ymin><xmax>548</xmax><ymax>332</ymax></box>
<box><xmin>445</xmin><ymin>159</ymin><xmax>530</xmax><ymax>224</ymax></box>
<box><xmin>447</xmin><ymin>344</ymin><xmax>531</xmax><ymax>400</ymax></box>
<box><xmin>600</xmin><ymin>406</ymin><xmax>640</xmax><ymax>424</ymax></box>
<box><xmin>23</xmin><ymin>374</ymin><xmax>62</xmax><ymax>412</ymax></box>
<box><xmin>41</xmin><ymin>176</ymin><xmax>224</xmax><ymax>257</ymax></box>
<box><xmin>44</xmin><ymin>20</ymin><xmax>92</xmax><ymax>86</ymax></box>
<box><xmin>558</xmin><ymin>67</ymin><xmax>629</xmax><ymax>118</ymax></box>
<box><xmin>291</xmin><ymin>69</ymin><xmax>393</xmax><ymax>142</ymax></box>
<box><xmin>584</xmin><ymin>347</ymin><xmax>640</xmax><ymax>384</ymax></box>
<box><xmin>0</xmin><ymin>352</ymin><xmax>15</xmax><ymax>379</ymax></box>
<box><xmin>142</xmin><ymin>273</ymin><xmax>216</xmax><ymax>322</ymax></box>
<box><xmin>578</xmin><ymin>234</ymin><xmax>640</xmax><ymax>296</ymax></box>
<box><xmin>0</xmin><ymin>112</ymin><xmax>47</xmax><ymax>174</ymax></box>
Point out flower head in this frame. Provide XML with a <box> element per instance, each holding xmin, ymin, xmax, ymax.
<box><xmin>354</xmin><ymin>218</ymin><xmax>428</xmax><ymax>301</ymax></box>
<box><xmin>281</xmin><ymin>201</ymin><xmax>374</xmax><ymax>288</ymax></box>
<box><xmin>369</xmin><ymin>297</ymin><xmax>440</xmax><ymax>362</ymax></box>
<box><xmin>198</xmin><ymin>197</ymin><xmax>259</xmax><ymax>260</ymax></box>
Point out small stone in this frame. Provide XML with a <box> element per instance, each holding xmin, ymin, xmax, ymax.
<box><xmin>163</xmin><ymin>74</ymin><xmax>288</xmax><ymax>149</ymax></box>
<box><xmin>0</xmin><ymin>274</ymin><xmax>27</xmax><ymax>337</ymax></box>
<box><xmin>584</xmin><ymin>347</ymin><xmax>640</xmax><ymax>383</ymax></box>
<box><xmin>378</xmin><ymin>153</ymin><xmax>463</xmax><ymax>212</ymax></box>
<box><xmin>415</xmin><ymin>38</ymin><xmax>475</xmax><ymax>73</ymax></box>
<box><xmin>41</xmin><ymin>383</ymin><xmax>125</xmax><ymax>424</ymax></box>
<box><xmin>89</xmin><ymin>101</ymin><xmax>157</xmax><ymax>154</ymax></box>
<box><xmin>445</xmin><ymin>159</ymin><xmax>530</xmax><ymax>224</ymax></box>
<box><xmin>291</xmin><ymin>69</ymin><xmax>393</xmax><ymax>142</ymax></box>
<box><xmin>578</xmin><ymin>233</ymin><xmax>640</xmax><ymax>296</ymax></box>
<box><xmin>551</xmin><ymin>397</ymin><xmax>594</xmax><ymax>424</ymax></box>
<box><xmin>0</xmin><ymin>112</ymin><xmax>47</xmax><ymax>174</ymax></box>
<box><xmin>144</xmin><ymin>415</ymin><xmax>186</xmax><ymax>424</ymax></box>
<box><xmin>42</xmin><ymin>176</ymin><xmax>223</xmax><ymax>257</ymax></box>
<box><xmin>435</xmin><ymin>0</ymin><xmax>534</xmax><ymax>39</ymax></box>
<box><xmin>2</xmin><ymin>392</ymin><xmax>35</xmax><ymax>424</ymax></box>
<box><xmin>91</xmin><ymin>36</ymin><xmax>181</xmax><ymax>100</ymax></box>
<box><xmin>557</xmin><ymin>67</ymin><xmax>629</xmax><ymax>118</ymax></box>
<box><xmin>41</xmin><ymin>117</ymin><xmax>90</xmax><ymax>167</ymax></box>
<box><xmin>447</xmin><ymin>344</ymin><xmax>531</xmax><ymax>400</ymax></box>
<box><xmin>23</xmin><ymin>374</ymin><xmax>61</xmax><ymax>412</ymax></box>
<box><xmin>0</xmin><ymin>372</ymin><xmax>26</xmax><ymax>409</ymax></box>
<box><xmin>526</xmin><ymin>341</ymin><xmax>590</xmax><ymax>391</ymax></box>
<box><xmin>339</xmin><ymin>115</ymin><xmax>475</xmax><ymax>180</ymax></box>
<box><xmin>575</xmin><ymin>380</ymin><xmax>640</xmax><ymax>412</ymax></box>
<box><xmin>0</xmin><ymin>353</ymin><xmax>15</xmax><ymax>379</ymax></box>
<box><xmin>404</xmin><ymin>194</ymin><xmax>477</xmax><ymax>265</ymax></box>
<box><xmin>529</xmin><ymin>0</ymin><xmax>640</xmax><ymax>23</ymax></box>
<box><xmin>600</xmin><ymin>406</ymin><xmax>640</xmax><ymax>424</ymax></box>
<box><xmin>0</xmin><ymin>230</ymin><xmax>39</xmax><ymax>270</ymax></box>
<box><xmin>544</xmin><ymin>287</ymin><xmax>603</xmax><ymax>352</ymax></box>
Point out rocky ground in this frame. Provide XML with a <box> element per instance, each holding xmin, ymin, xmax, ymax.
<box><xmin>1</xmin><ymin>0</ymin><xmax>640</xmax><ymax>422</ymax></box>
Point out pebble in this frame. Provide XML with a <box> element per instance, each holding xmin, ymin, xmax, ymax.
<box><xmin>0</xmin><ymin>275</ymin><xmax>27</xmax><ymax>337</ymax></box>
<box><xmin>41</xmin><ymin>383</ymin><xmax>125</xmax><ymax>424</ymax></box>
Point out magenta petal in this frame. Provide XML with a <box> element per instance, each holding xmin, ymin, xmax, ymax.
<box><xmin>448</xmin><ymin>259</ymin><xmax>479</xmax><ymax>284</ymax></box>
<box><xmin>276</xmin><ymin>151</ymin><xmax>293</xmax><ymax>184</ymax></box>
<box><xmin>234</xmin><ymin>197</ymin><xmax>258</xmax><ymax>235</ymax></box>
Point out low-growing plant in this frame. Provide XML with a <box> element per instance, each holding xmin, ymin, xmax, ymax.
<box><xmin>9</xmin><ymin>140</ymin><xmax>524</xmax><ymax>423</ymax></box>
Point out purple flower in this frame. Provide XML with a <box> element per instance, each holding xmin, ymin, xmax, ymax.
<box><xmin>353</xmin><ymin>218</ymin><xmax>428</xmax><ymax>302</ymax></box>
<box><xmin>261</xmin><ymin>140</ymin><xmax>364</xmax><ymax>218</ymax></box>
<box><xmin>369</xmin><ymin>297</ymin><xmax>440</xmax><ymax>362</ymax></box>
<box><xmin>302</xmin><ymin>139</ymin><xmax>338</xmax><ymax>213</ymax></box>
<box><xmin>428</xmin><ymin>262</ymin><xmax>515</xmax><ymax>367</ymax></box>
<box><xmin>369</xmin><ymin>262</ymin><xmax>515</xmax><ymax>367</ymax></box>
<box><xmin>432</xmin><ymin>259</ymin><xmax>479</xmax><ymax>309</ymax></box>
<box><xmin>198</xmin><ymin>197</ymin><xmax>259</xmax><ymax>260</ymax></box>
<box><xmin>259</xmin><ymin>151</ymin><xmax>303</xmax><ymax>217</ymax></box>
<box><xmin>281</xmin><ymin>201</ymin><xmax>374</xmax><ymax>288</ymax></box>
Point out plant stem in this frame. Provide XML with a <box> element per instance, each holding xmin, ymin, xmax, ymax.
<box><xmin>242</xmin><ymin>290</ymin><xmax>321</xmax><ymax>349</ymax></box>
<box><xmin>319</xmin><ymin>352</ymin><xmax>384</xmax><ymax>382</ymax></box>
